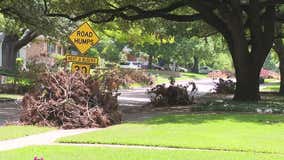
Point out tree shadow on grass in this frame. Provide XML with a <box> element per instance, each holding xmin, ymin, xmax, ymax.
<box><xmin>140</xmin><ymin>113</ymin><xmax>284</xmax><ymax>125</ymax></box>
<box><xmin>125</xmin><ymin>93</ymin><xmax>284</xmax><ymax>125</ymax></box>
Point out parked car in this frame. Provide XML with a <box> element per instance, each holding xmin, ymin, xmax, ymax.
<box><xmin>199</xmin><ymin>66</ymin><xmax>213</xmax><ymax>74</ymax></box>
<box><xmin>120</xmin><ymin>61</ymin><xmax>141</xmax><ymax>69</ymax></box>
<box><xmin>177</xmin><ymin>66</ymin><xmax>188</xmax><ymax>72</ymax></box>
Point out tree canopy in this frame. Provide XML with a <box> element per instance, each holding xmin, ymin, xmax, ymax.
<box><xmin>2</xmin><ymin>0</ymin><xmax>284</xmax><ymax>101</ymax></box>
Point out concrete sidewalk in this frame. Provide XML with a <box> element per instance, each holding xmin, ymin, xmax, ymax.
<box><xmin>0</xmin><ymin>128</ymin><xmax>100</xmax><ymax>151</ymax></box>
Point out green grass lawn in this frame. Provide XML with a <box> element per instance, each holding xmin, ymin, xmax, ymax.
<box><xmin>264</xmin><ymin>79</ymin><xmax>280</xmax><ymax>83</ymax></box>
<box><xmin>0</xmin><ymin>94</ymin><xmax>23</xmax><ymax>100</ymax></box>
<box><xmin>58</xmin><ymin>114</ymin><xmax>284</xmax><ymax>154</ymax></box>
<box><xmin>193</xmin><ymin>94</ymin><xmax>284</xmax><ymax>112</ymax></box>
<box><xmin>261</xmin><ymin>79</ymin><xmax>280</xmax><ymax>92</ymax></box>
<box><xmin>177</xmin><ymin>72</ymin><xmax>207</xmax><ymax>80</ymax></box>
<box><xmin>261</xmin><ymin>81</ymin><xmax>280</xmax><ymax>92</ymax></box>
<box><xmin>262</xmin><ymin>85</ymin><xmax>279</xmax><ymax>92</ymax></box>
<box><xmin>0</xmin><ymin>125</ymin><xmax>54</xmax><ymax>141</ymax></box>
<box><xmin>154</xmin><ymin>72</ymin><xmax>207</xmax><ymax>84</ymax></box>
<box><xmin>0</xmin><ymin>145</ymin><xmax>283</xmax><ymax>160</ymax></box>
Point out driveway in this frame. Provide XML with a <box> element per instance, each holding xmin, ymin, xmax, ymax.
<box><xmin>0</xmin><ymin>101</ymin><xmax>21</xmax><ymax>125</ymax></box>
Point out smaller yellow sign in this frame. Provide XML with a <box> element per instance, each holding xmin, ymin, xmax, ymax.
<box><xmin>69</xmin><ymin>22</ymin><xmax>100</xmax><ymax>54</ymax></box>
<box><xmin>66</xmin><ymin>55</ymin><xmax>98</xmax><ymax>64</ymax></box>
<box><xmin>71</xmin><ymin>63</ymin><xmax>90</xmax><ymax>74</ymax></box>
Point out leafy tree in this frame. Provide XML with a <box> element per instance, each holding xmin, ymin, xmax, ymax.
<box><xmin>0</xmin><ymin>1</ymin><xmax>74</xmax><ymax>71</ymax></box>
<box><xmin>94</xmin><ymin>22</ymin><xmax>164</xmax><ymax>67</ymax></box>
<box><xmin>0</xmin><ymin>15</ymin><xmax>38</xmax><ymax>71</ymax></box>
<box><xmin>4</xmin><ymin>1</ymin><xmax>284</xmax><ymax>100</ymax></box>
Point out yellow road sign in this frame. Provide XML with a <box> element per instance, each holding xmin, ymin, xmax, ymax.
<box><xmin>69</xmin><ymin>22</ymin><xmax>100</xmax><ymax>54</ymax></box>
<box><xmin>71</xmin><ymin>63</ymin><xmax>90</xmax><ymax>74</ymax></box>
<box><xmin>66</xmin><ymin>55</ymin><xmax>98</xmax><ymax>64</ymax></box>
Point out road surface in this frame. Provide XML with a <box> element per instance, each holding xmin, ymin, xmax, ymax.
<box><xmin>0</xmin><ymin>79</ymin><xmax>216</xmax><ymax>125</ymax></box>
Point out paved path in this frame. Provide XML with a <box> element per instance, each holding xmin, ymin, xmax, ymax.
<box><xmin>0</xmin><ymin>128</ymin><xmax>100</xmax><ymax>151</ymax></box>
<box><xmin>118</xmin><ymin>78</ymin><xmax>215</xmax><ymax>107</ymax></box>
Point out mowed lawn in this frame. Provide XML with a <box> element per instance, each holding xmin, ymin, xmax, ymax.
<box><xmin>0</xmin><ymin>94</ymin><xmax>23</xmax><ymax>100</ymax></box>
<box><xmin>262</xmin><ymin>84</ymin><xmax>280</xmax><ymax>92</ymax></box>
<box><xmin>58</xmin><ymin>114</ymin><xmax>284</xmax><ymax>154</ymax></box>
<box><xmin>154</xmin><ymin>72</ymin><xmax>207</xmax><ymax>84</ymax></box>
<box><xmin>0</xmin><ymin>125</ymin><xmax>54</xmax><ymax>141</ymax></box>
<box><xmin>0</xmin><ymin>145</ymin><xmax>283</xmax><ymax>160</ymax></box>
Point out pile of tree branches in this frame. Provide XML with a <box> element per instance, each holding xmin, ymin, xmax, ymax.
<box><xmin>213</xmin><ymin>78</ymin><xmax>235</xmax><ymax>94</ymax></box>
<box><xmin>208</xmin><ymin>70</ymin><xmax>234</xmax><ymax>79</ymax></box>
<box><xmin>20</xmin><ymin>71</ymin><xmax>121</xmax><ymax>129</ymax></box>
<box><xmin>147</xmin><ymin>79</ymin><xmax>197</xmax><ymax>107</ymax></box>
<box><xmin>121</xmin><ymin>69</ymin><xmax>154</xmax><ymax>86</ymax></box>
<box><xmin>95</xmin><ymin>69</ymin><xmax>154</xmax><ymax>88</ymax></box>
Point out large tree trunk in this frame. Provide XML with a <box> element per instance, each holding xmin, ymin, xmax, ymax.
<box><xmin>191</xmin><ymin>56</ymin><xmax>199</xmax><ymax>73</ymax></box>
<box><xmin>273</xmin><ymin>39</ymin><xmax>284</xmax><ymax>94</ymax></box>
<box><xmin>222</xmin><ymin>4</ymin><xmax>275</xmax><ymax>101</ymax></box>
<box><xmin>228</xmin><ymin>36</ymin><xmax>262</xmax><ymax>101</ymax></box>
<box><xmin>234</xmin><ymin>65</ymin><xmax>261</xmax><ymax>101</ymax></box>
<box><xmin>1</xmin><ymin>31</ymin><xmax>38</xmax><ymax>72</ymax></box>
<box><xmin>148</xmin><ymin>54</ymin><xmax>153</xmax><ymax>69</ymax></box>
<box><xmin>1</xmin><ymin>34</ymin><xmax>19</xmax><ymax>71</ymax></box>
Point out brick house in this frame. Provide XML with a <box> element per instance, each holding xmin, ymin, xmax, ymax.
<box><xmin>0</xmin><ymin>33</ymin><xmax>65</xmax><ymax>68</ymax></box>
<box><xmin>19</xmin><ymin>35</ymin><xmax>65</xmax><ymax>68</ymax></box>
<box><xmin>24</xmin><ymin>35</ymin><xmax>65</xmax><ymax>59</ymax></box>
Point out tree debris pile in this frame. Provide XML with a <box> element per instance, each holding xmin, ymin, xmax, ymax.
<box><xmin>20</xmin><ymin>71</ymin><xmax>121</xmax><ymax>129</ymax></box>
<box><xmin>147</xmin><ymin>81</ymin><xmax>197</xmax><ymax>107</ymax></box>
<box><xmin>120</xmin><ymin>69</ymin><xmax>154</xmax><ymax>86</ymax></box>
<box><xmin>208</xmin><ymin>70</ymin><xmax>234</xmax><ymax>79</ymax></box>
<box><xmin>213</xmin><ymin>78</ymin><xmax>235</xmax><ymax>94</ymax></box>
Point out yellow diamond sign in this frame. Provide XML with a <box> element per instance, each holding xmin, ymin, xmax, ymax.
<box><xmin>69</xmin><ymin>22</ymin><xmax>99</xmax><ymax>54</ymax></box>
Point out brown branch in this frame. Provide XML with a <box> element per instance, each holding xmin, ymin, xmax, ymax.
<box><xmin>15</xmin><ymin>30</ymin><xmax>38</xmax><ymax>49</ymax></box>
<box><xmin>43</xmin><ymin>0</ymin><xmax>48</xmax><ymax>14</ymax></box>
<box><xmin>118</xmin><ymin>12</ymin><xmax>202</xmax><ymax>22</ymax></box>
<box><xmin>89</xmin><ymin>15</ymin><xmax>115</xmax><ymax>23</ymax></box>
<box><xmin>45</xmin><ymin>1</ymin><xmax>202</xmax><ymax>23</ymax></box>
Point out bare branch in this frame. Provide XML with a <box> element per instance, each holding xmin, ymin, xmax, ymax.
<box><xmin>45</xmin><ymin>1</ymin><xmax>202</xmax><ymax>23</ymax></box>
<box><xmin>43</xmin><ymin>0</ymin><xmax>48</xmax><ymax>14</ymax></box>
<box><xmin>16</xmin><ymin>30</ymin><xmax>38</xmax><ymax>49</ymax></box>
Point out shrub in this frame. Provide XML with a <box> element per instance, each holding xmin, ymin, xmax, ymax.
<box><xmin>0</xmin><ymin>55</ymin><xmax>67</xmax><ymax>95</ymax></box>
<box><xmin>213</xmin><ymin>78</ymin><xmax>235</xmax><ymax>94</ymax></box>
<box><xmin>0</xmin><ymin>83</ymin><xmax>31</xmax><ymax>94</ymax></box>
<box><xmin>20</xmin><ymin>71</ymin><xmax>122</xmax><ymax>129</ymax></box>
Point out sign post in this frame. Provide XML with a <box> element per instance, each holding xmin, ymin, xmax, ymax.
<box><xmin>68</xmin><ymin>22</ymin><xmax>100</xmax><ymax>74</ymax></box>
<box><xmin>71</xmin><ymin>63</ymin><xmax>91</xmax><ymax>74</ymax></box>
<box><xmin>66</xmin><ymin>55</ymin><xmax>98</xmax><ymax>64</ymax></box>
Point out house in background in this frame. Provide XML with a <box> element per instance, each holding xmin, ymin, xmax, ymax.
<box><xmin>23</xmin><ymin>35</ymin><xmax>64</xmax><ymax>59</ymax></box>
<box><xmin>0</xmin><ymin>33</ymin><xmax>65</xmax><ymax>69</ymax></box>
